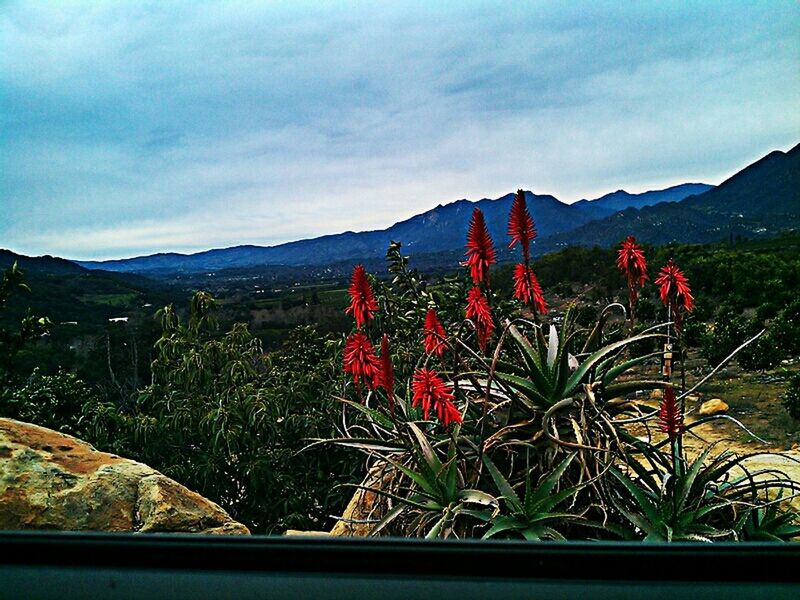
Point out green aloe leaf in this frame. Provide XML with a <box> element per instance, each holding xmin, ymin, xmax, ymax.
<box><xmin>482</xmin><ymin>452</ymin><xmax>523</xmax><ymax>513</ymax></box>
<box><xmin>564</xmin><ymin>333</ymin><xmax>662</xmax><ymax>397</ymax></box>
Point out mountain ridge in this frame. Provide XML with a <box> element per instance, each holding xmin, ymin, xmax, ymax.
<box><xmin>542</xmin><ymin>143</ymin><xmax>800</xmax><ymax>250</ymax></box>
<box><xmin>74</xmin><ymin>183</ymin><xmax>708</xmax><ymax>275</ymax></box>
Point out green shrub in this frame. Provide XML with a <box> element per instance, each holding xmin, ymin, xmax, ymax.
<box><xmin>783</xmin><ymin>372</ymin><xmax>800</xmax><ymax>420</ymax></box>
<box><xmin>84</xmin><ymin>295</ymin><xmax>361</xmax><ymax>534</ymax></box>
<box><xmin>738</xmin><ymin>332</ymin><xmax>782</xmax><ymax>372</ymax></box>
<box><xmin>0</xmin><ymin>368</ymin><xmax>98</xmax><ymax>437</ymax></box>
<box><xmin>701</xmin><ymin>304</ymin><xmax>747</xmax><ymax>366</ymax></box>
<box><xmin>772</xmin><ymin>300</ymin><xmax>800</xmax><ymax>358</ymax></box>
<box><xmin>756</xmin><ymin>302</ymin><xmax>779</xmax><ymax>321</ymax></box>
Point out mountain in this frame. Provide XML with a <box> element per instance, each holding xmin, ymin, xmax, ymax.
<box><xmin>572</xmin><ymin>183</ymin><xmax>713</xmax><ymax>215</ymax></box>
<box><xmin>682</xmin><ymin>146</ymin><xmax>800</xmax><ymax>217</ymax></box>
<box><xmin>0</xmin><ymin>250</ymin><xmax>176</xmax><ymax>331</ymax></box>
<box><xmin>0</xmin><ymin>250</ymin><xmax>86</xmax><ymax>276</ymax></box>
<box><xmin>542</xmin><ymin>143</ymin><xmax>800</xmax><ymax>250</ymax></box>
<box><xmin>72</xmin><ymin>145</ymin><xmax>797</xmax><ymax>275</ymax></box>
<box><xmin>75</xmin><ymin>192</ymin><xmax>598</xmax><ymax>274</ymax></box>
<box><xmin>76</xmin><ymin>184</ymin><xmax>704</xmax><ymax>276</ymax></box>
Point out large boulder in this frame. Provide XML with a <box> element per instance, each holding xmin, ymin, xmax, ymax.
<box><xmin>0</xmin><ymin>418</ymin><xmax>249</xmax><ymax>534</ymax></box>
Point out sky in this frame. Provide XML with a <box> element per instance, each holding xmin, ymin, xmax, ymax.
<box><xmin>1</xmin><ymin>1</ymin><xmax>799</xmax><ymax>260</ymax></box>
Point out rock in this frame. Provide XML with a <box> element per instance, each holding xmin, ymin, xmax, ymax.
<box><xmin>698</xmin><ymin>398</ymin><xmax>729</xmax><ymax>416</ymax></box>
<box><xmin>283</xmin><ymin>530</ymin><xmax>331</xmax><ymax>537</ymax></box>
<box><xmin>0</xmin><ymin>418</ymin><xmax>249</xmax><ymax>534</ymax></box>
<box><xmin>740</xmin><ymin>451</ymin><xmax>800</xmax><ymax>511</ymax></box>
<box><xmin>330</xmin><ymin>463</ymin><xmax>394</xmax><ymax>537</ymax></box>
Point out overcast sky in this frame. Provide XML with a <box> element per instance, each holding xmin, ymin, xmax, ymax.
<box><xmin>2</xmin><ymin>1</ymin><xmax>798</xmax><ymax>260</ymax></box>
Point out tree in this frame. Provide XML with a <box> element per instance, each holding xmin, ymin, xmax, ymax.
<box><xmin>84</xmin><ymin>293</ymin><xmax>360</xmax><ymax>533</ymax></box>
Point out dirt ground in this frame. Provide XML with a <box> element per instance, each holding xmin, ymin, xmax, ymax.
<box><xmin>623</xmin><ymin>353</ymin><xmax>800</xmax><ymax>507</ymax></box>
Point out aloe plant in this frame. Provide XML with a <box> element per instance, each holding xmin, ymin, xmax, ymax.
<box><xmin>365</xmin><ymin>423</ymin><xmax>497</xmax><ymax>538</ymax></box>
<box><xmin>494</xmin><ymin>310</ymin><xmax>667</xmax><ymax>413</ymax></box>
<box><xmin>479</xmin><ymin>452</ymin><xmax>584</xmax><ymax>540</ymax></box>
<box><xmin>739</xmin><ymin>493</ymin><xmax>800</xmax><ymax>541</ymax></box>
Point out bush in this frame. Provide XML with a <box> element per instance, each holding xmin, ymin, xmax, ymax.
<box><xmin>756</xmin><ymin>302</ymin><xmax>780</xmax><ymax>321</ymax></box>
<box><xmin>680</xmin><ymin>316</ymin><xmax>706</xmax><ymax>348</ymax></box>
<box><xmin>84</xmin><ymin>295</ymin><xmax>361</xmax><ymax>534</ymax></box>
<box><xmin>783</xmin><ymin>372</ymin><xmax>800</xmax><ymax>420</ymax></box>
<box><xmin>0</xmin><ymin>368</ymin><xmax>99</xmax><ymax>437</ymax></box>
<box><xmin>635</xmin><ymin>298</ymin><xmax>657</xmax><ymax>322</ymax></box>
<box><xmin>772</xmin><ymin>300</ymin><xmax>800</xmax><ymax>358</ymax></box>
<box><xmin>701</xmin><ymin>304</ymin><xmax>747</xmax><ymax>366</ymax></box>
<box><xmin>738</xmin><ymin>332</ymin><xmax>782</xmax><ymax>372</ymax></box>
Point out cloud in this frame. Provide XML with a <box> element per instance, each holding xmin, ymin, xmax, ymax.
<box><xmin>1</xmin><ymin>0</ymin><xmax>798</xmax><ymax>259</ymax></box>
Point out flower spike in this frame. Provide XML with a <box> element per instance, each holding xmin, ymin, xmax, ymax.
<box><xmin>659</xmin><ymin>386</ymin><xmax>683</xmax><ymax>442</ymax></box>
<box><xmin>512</xmin><ymin>263</ymin><xmax>548</xmax><ymax>315</ymax></box>
<box><xmin>412</xmin><ymin>368</ymin><xmax>461</xmax><ymax>426</ymax></box>
<box><xmin>465</xmin><ymin>286</ymin><xmax>494</xmax><ymax>352</ymax></box>
<box><xmin>616</xmin><ymin>236</ymin><xmax>648</xmax><ymax>320</ymax></box>
<box><xmin>423</xmin><ymin>308</ymin><xmax>447</xmax><ymax>358</ymax></box>
<box><xmin>345</xmin><ymin>264</ymin><xmax>378</xmax><ymax>328</ymax></box>
<box><xmin>343</xmin><ymin>332</ymin><xmax>381</xmax><ymax>391</ymax></box>
<box><xmin>463</xmin><ymin>207</ymin><xmax>496</xmax><ymax>285</ymax></box>
<box><xmin>654</xmin><ymin>258</ymin><xmax>694</xmax><ymax>333</ymax></box>
<box><xmin>508</xmin><ymin>189</ymin><xmax>536</xmax><ymax>261</ymax></box>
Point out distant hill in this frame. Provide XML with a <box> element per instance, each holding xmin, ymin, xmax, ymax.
<box><xmin>682</xmin><ymin>145</ymin><xmax>800</xmax><ymax>217</ymax></box>
<box><xmin>0</xmin><ymin>250</ymin><xmax>86</xmax><ymax>276</ymax></box>
<box><xmin>68</xmin><ymin>144</ymin><xmax>798</xmax><ymax>276</ymax></box>
<box><xmin>541</xmin><ymin>144</ymin><xmax>800</xmax><ymax>250</ymax></box>
<box><xmin>76</xmin><ymin>183</ymin><xmax>706</xmax><ymax>276</ymax></box>
<box><xmin>0</xmin><ymin>250</ymin><xmax>177</xmax><ymax>331</ymax></box>
<box><xmin>572</xmin><ymin>183</ymin><xmax>713</xmax><ymax>215</ymax></box>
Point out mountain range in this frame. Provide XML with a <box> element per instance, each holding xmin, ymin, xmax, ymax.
<box><xmin>45</xmin><ymin>142</ymin><xmax>800</xmax><ymax>276</ymax></box>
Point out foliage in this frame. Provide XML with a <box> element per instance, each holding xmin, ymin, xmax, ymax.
<box><xmin>0</xmin><ymin>262</ymin><xmax>52</xmax><ymax>378</ymax></box>
<box><xmin>701</xmin><ymin>304</ymin><xmax>747</xmax><ymax>366</ymax></box>
<box><xmin>608</xmin><ymin>444</ymin><xmax>788</xmax><ymax>542</ymax></box>
<box><xmin>3</xmin><ymin>232</ymin><xmax>800</xmax><ymax>539</ymax></box>
<box><xmin>737</xmin><ymin>326</ymin><xmax>782</xmax><ymax>372</ymax></box>
<box><xmin>782</xmin><ymin>372</ymin><xmax>800</xmax><ymax>421</ymax></box>
<box><xmin>772</xmin><ymin>300</ymin><xmax>800</xmax><ymax>358</ymax></box>
<box><xmin>320</xmin><ymin>234</ymin><xmax>799</xmax><ymax>542</ymax></box>
<box><xmin>84</xmin><ymin>296</ymin><xmax>361</xmax><ymax>533</ymax></box>
<box><xmin>0</xmin><ymin>368</ymin><xmax>99</xmax><ymax>438</ymax></box>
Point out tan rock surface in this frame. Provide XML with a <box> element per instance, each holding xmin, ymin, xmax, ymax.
<box><xmin>0</xmin><ymin>418</ymin><xmax>249</xmax><ymax>534</ymax></box>
<box><xmin>698</xmin><ymin>398</ymin><xmax>729</xmax><ymax>416</ymax></box>
<box><xmin>330</xmin><ymin>463</ymin><xmax>393</xmax><ymax>537</ymax></box>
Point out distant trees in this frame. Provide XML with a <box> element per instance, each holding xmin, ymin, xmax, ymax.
<box><xmin>83</xmin><ymin>293</ymin><xmax>360</xmax><ymax>533</ymax></box>
<box><xmin>0</xmin><ymin>262</ymin><xmax>51</xmax><ymax>378</ymax></box>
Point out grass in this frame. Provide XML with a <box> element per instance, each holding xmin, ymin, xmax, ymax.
<box><xmin>693</xmin><ymin>365</ymin><xmax>800</xmax><ymax>449</ymax></box>
<box><xmin>78</xmin><ymin>293</ymin><xmax>139</xmax><ymax>307</ymax></box>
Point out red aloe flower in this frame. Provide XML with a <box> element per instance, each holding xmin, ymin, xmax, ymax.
<box><xmin>616</xmin><ymin>236</ymin><xmax>648</xmax><ymax>288</ymax></box>
<box><xmin>654</xmin><ymin>258</ymin><xmax>694</xmax><ymax>332</ymax></box>
<box><xmin>658</xmin><ymin>386</ymin><xmax>683</xmax><ymax>442</ymax></box>
<box><xmin>616</xmin><ymin>236</ymin><xmax>648</xmax><ymax>318</ymax></box>
<box><xmin>463</xmin><ymin>207</ymin><xmax>496</xmax><ymax>285</ymax></box>
<box><xmin>343</xmin><ymin>332</ymin><xmax>381</xmax><ymax>391</ymax></box>
<box><xmin>512</xmin><ymin>263</ymin><xmax>548</xmax><ymax>315</ymax></box>
<box><xmin>423</xmin><ymin>308</ymin><xmax>447</xmax><ymax>358</ymax></box>
<box><xmin>345</xmin><ymin>264</ymin><xmax>378</xmax><ymax>328</ymax></box>
<box><xmin>465</xmin><ymin>286</ymin><xmax>494</xmax><ymax>351</ymax></box>
<box><xmin>379</xmin><ymin>334</ymin><xmax>395</xmax><ymax>415</ymax></box>
<box><xmin>508</xmin><ymin>189</ymin><xmax>536</xmax><ymax>262</ymax></box>
<box><xmin>437</xmin><ymin>397</ymin><xmax>463</xmax><ymax>427</ymax></box>
<box><xmin>412</xmin><ymin>368</ymin><xmax>462</xmax><ymax>426</ymax></box>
